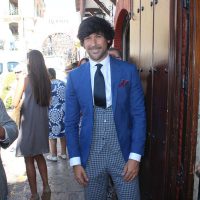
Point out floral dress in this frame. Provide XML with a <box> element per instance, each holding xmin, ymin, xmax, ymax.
<box><xmin>49</xmin><ymin>79</ymin><xmax>65</xmax><ymax>139</ymax></box>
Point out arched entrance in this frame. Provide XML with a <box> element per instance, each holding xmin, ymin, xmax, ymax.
<box><xmin>114</xmin><ymin>9</ymin><xmax>130</xmax><ymax>61</ymax></box>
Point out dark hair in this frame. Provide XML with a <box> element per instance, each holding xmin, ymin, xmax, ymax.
<box><xmin>48</xmin><ymin>68</ymin><xmax>56</xmax><ymax>79</ymax></box>
<box><xmin>108</xmin><ymin>47</ymin><xmax>122</xmax><ymax>59</ymax></box>
<box><xmin>65</xmin><ymin>61</ymin><xmax>79</xmax><ymax>73</ymax></box>
<box><xmin>77</xmin><ymin>16</ymin><xmax>115</xmax><ymax>49</ymax></box>
<box><xmin>27</xmin><ymin>50</ymin><xmax>51</xmax><ymax>106</ymax></box>
<box><xmin>78</xmin><ymin>57</ymin><xmax>89</xmax><ymax>66</ymax></box>
<box><xmin>71</xmin><ymin>61</ymin><xmax>78</xmax><ymax>69</ymax></box>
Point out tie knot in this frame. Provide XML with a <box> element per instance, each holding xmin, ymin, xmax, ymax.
<box><xmin>96</xmin><ymin>63</ymin><xmax>103</xmax><ymax>70</ymax></box>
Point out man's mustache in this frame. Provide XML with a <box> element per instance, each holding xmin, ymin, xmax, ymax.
<box><xmin>88</xmin><ymin>47</ymin><xmax>101</xmax><ymax>51</ymax></box>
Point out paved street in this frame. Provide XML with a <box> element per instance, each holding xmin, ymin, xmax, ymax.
<box><xmin>1</xmin><ymin>141</ymin><xmax>84</xmax><ymax>200</ymax></box>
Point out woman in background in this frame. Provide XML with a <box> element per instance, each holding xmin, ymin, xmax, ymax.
<box><xmin>47</xmin><ymin>68</ymin><xmax>67</xmax><ymax>162</ymax></box>
<box><xmin>14</xmin><ymin>50</ymin><xmax>51</xmax><ymax>200</ymax></box>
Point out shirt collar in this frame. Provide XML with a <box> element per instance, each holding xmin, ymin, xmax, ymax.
<box><xmin>89</xmin><ymin>55</ymin><xmax>110</xmax><ymax>69</ymax></box>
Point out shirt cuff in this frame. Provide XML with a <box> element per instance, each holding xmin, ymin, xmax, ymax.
<box><xmin>129</xmin><ymin>153</ymin><xmax>141</xmax><ymax>162</ymax></box>
<box><xmin>69</xmin><ymin>157</ymin><xmax>81</xmax><ymax>166</ymax></box>
<box><xmin>0</xmin><ymin>127</ymin><xmax>9</xmax><ymax>143</ymax></box>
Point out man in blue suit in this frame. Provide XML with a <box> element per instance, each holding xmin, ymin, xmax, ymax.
<box><xmin>65</xmin><ymin>16</ymin><xmax>146</xmax><ymax>200</ymax></box>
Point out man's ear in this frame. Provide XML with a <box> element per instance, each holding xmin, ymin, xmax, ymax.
<box><xmin>82</xmin><ymin>43</ymin><xmax>86</xmax><ymax>49</ymax></box>
<box><xmin>81</xmin><ymin>40</ymin><xmax>85</xmax><ymax>48</ymax></box>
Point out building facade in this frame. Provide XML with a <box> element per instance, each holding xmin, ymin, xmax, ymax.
<box><xmin>0</xmin><ymin>0</ymin><xmax>45</xmax><ymax>52</ymax></box>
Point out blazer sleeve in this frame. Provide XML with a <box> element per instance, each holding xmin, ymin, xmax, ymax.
<box><xmin>0</xmin><ymin>99</ymin><xmax>18</xmax><ymax>149</ymax></box>
<box><xmin>130</xmin><ymin>66</ymin><xmax>146</xmax><ymax>155</ymax></box>
<box><xmin>65</xmin><ymin>74</ymin><xmax>81</xmax><ymax>158</ymax></box>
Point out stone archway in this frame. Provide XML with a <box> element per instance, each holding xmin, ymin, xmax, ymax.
<box><xmin>113</xmin><ymin>9</ymin><xmax>129</xmax><ymax>60</ymax></box>
<box><xmin>42</xmin><ymin>32</ymin><xmax>77</xmax><ymax>66</ymax></box>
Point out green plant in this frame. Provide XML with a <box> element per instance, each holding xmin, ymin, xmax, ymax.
<box><xmin>5</xmin><ymin>96</ymin><xmax>12</xmax><ymax>109</ymax></box>
<box><xmin>0</xmin><ymin>72</ymin><xmax>16</xmax><ymax>108</ymax></box>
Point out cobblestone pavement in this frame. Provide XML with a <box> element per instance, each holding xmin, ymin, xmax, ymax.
<box><xmin>1</xmin><ymin>141</ymin><xmax>84</xmax><ymax>200</ymax></box>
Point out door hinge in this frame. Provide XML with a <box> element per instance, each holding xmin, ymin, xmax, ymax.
<box><xmin>176</xmin><ymin>165</ymin><xmax>184</xmax><ymax>185</ymax></box>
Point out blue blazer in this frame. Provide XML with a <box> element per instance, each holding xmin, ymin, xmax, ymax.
<box><xmin>65</xmin><ymin>57</ymin><xmax>146</xmax><ymax>167</ymax></box>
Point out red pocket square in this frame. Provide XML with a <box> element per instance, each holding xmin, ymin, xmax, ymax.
<box><xmin>119</xmin><ymin>79</ymin><xmax>129</xmax><ymax>87</ymax></box>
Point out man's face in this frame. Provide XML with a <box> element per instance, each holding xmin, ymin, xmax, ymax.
<box><xmin>83</xmin><ymin>33</ymin><xmax>109</xmax><ymax>62</ymax></box>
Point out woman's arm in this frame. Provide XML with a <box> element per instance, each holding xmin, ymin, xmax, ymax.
<box><xmin>12</xmin><ymin>75</ymin><xmax>26</xmax><ymax>107</ymax></box>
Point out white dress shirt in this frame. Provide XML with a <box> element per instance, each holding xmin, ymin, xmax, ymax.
<box><xmin>89</xmin><ymin>55</ymin><xmax>112</xmax><ymax>107</ymax></box>
<box><xmin>69</xmin><ymin>55</ymin><xmax>141</xmax><ymax>166</ymax></box>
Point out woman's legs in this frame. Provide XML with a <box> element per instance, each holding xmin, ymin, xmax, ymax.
<box><xmin>49</xmin><ymin>139</ymin><xmax>57</xmax><ymax>156</ymax></box>
<box><xmin>25</xmin><ymin>155</ymin><xmax>50</xmax><ymax>199</ymax></box>
<box><xmin>34</xmin><ymin>154</ymin><xmax>49</xmax><ymax>190</ymax></box>
<box><xmin>35</xmin><ymin>154</ymin><xmax>51</xmax><ymax>200</ymax></box>
<box><xmin>24</xmin><ymin>156</ymin><xmax>38</xmax><ymax>196</ymax></box>
<box><xmin>60</xmin><ymin>137</ymin><xmax>66</xmax><ymax>155</ymax></box>
<box><xmin>47</xmin><ymin>139</ymin><xmax>58</xmax><ymax>161</ymax></box>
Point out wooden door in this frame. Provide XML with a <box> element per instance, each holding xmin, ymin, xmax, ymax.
<box><xmin>139</xmin><ymin>0</ymin><xmax>154</xmax><ymax>198</ymax></box>
<box><xmin>126</xmin><ymin>0</ymin><xmax>200</xmax><ymax>198</ymax></box>
<box><xmin>139</xmin><ymin>0</ymin><xmax>170</xmax><ymax>199</ymax></box>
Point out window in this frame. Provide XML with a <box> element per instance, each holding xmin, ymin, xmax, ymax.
<box><xmin>9</xmin><ymin>0</ymin><xmax>18</xmax><ymax>15</ymax></box>
<box><xmin>7</xmin><ymin>61</ymin><xmax>19</xmax><ymax>72</ymax></box>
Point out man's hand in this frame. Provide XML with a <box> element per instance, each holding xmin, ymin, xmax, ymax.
<box><xmin>122</xmin><ymin>159</ymin><xmax>139</xmax><ymax>182</ymax></box>
<box><xmin>0</xmin><ymin>126</ymin><xmax>5</xmax><ymax>140</ymax></box>
<box><xmin>73</xmin><ymin>165</ymin><xmax>89</xmax><ymax>186</ymax></box>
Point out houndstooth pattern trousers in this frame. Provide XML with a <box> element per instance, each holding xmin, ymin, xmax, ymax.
<box><xmin>84</xmin><ymin>106</ymin><xmax>140</xmax><ymax>200</ymax></box>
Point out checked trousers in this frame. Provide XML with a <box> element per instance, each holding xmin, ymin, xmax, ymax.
<box><xmin>84</xmin><ymin>106</ymin><xmax>140</xmax><ymax>200</ymax></box>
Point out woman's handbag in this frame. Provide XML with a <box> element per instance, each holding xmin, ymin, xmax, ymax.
<box><xmin>11</xmin><ymin>98</ymin><xmax>23</xmax><ymax>127</ymax></box>
<box><xmin>11</xmin><ymin>75</ymin><xmax>26</xmax><ymax>127</ymax></box>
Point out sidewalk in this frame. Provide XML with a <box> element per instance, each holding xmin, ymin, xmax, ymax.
<box><xmin>1</xmin><ymin>141</ymin><xmax>84</xmax><ymax>200</ymax></box>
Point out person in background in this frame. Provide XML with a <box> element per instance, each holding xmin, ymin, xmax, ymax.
<box><xmin>67</xmin><ymin>62</ymin><xmax>79</xmax><ymax>70</ymax></box>
<box><xmin>65</xmin><ymin>16</ymin><xmax>146</xmax><ymax>199</ymax></box>
<box><xmin>64</xmin><ymin>62</ymin><xmax>79</xmax><ymax>83</ymax></box>
<box><xmin>0</xmin><ymin>98</ymin><xmax>18</xmax><ymax>200</ymax></box>
<box><xmin>65</xmin><ymin>62</ymin><xmax>78</xmax><ymax>74</ymax></box>
<box><xmin>108</xmin><ymin>47</ymin><xmax>122</xmax><ymax>60</ymax></box>
<box><xmin>14</xmin><ymin>50</ymin><xmax>51</xmax><ymax>200</ymax></box>
<box><xmin>72</xmin><ymin>61</ymin><xmax>79</xmax><ymax>69</ymax></box>
<box><xmin>14</xmin><ymin>63</ymin><xmax>23</xmax><ymax>80</ymax></box>
<box><xmin>78</xmin><ymin>57</ymin><xmax>89</xmax><ymax>66</ymax></box>
<box><xmin>47</xmin><ymin>68</ymin><xmax>67</xmax><ymax>162</ymax></box>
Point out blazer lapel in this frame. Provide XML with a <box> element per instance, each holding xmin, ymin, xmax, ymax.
<box><xmin>110</xmin><ymin>58</ymin><xmax>121</xmax><ymax>115</ymax></box>
<box><xmin>81</xmin><ymin>62</ymin><xmax>94</xmax><ymax>112</ymax></box>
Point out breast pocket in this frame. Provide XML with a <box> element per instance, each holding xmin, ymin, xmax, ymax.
<box><xmin>117</xmin><ymin>85</ymin><xmax>130</xmax><ymax>105</ymax></box>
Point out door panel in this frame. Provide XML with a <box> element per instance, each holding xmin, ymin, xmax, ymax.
<box><xmin>140</xmin><ymin>0</ymin><xmax>170</xmax><ymax>199</ymax></box>
<box><xmin>130</xmin><ymin>0</ymin><xmax>140</xmax><ymax>67</ymax></box>
<box><xmin>150</xmin><ymin>65</ymin><xmax>168</xmax><ymax>200</ymax></box>
<box><xmin>140</xmin><ymin>0</ymin><xmax>153</xmax><ymax>93</ymax></box>
<box><xmin>151</xmin><ymin>0</ymin><xmax>170</xmax><ymax>198</ymax></box>
<box><xmin>153</xmin><ymin>0</ymin><xmax>170</xmax><ymax>67</ymax></box>
<box><xmin>139</xmin><ymin>0</ymin><xmax>154</xmax><ymax>198</ymax></box>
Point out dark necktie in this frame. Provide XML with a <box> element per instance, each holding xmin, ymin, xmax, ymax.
<box><xmin>94</xmin><ymin>64</ymin><xmax>106</xmax><ymax>108</ymax></box>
